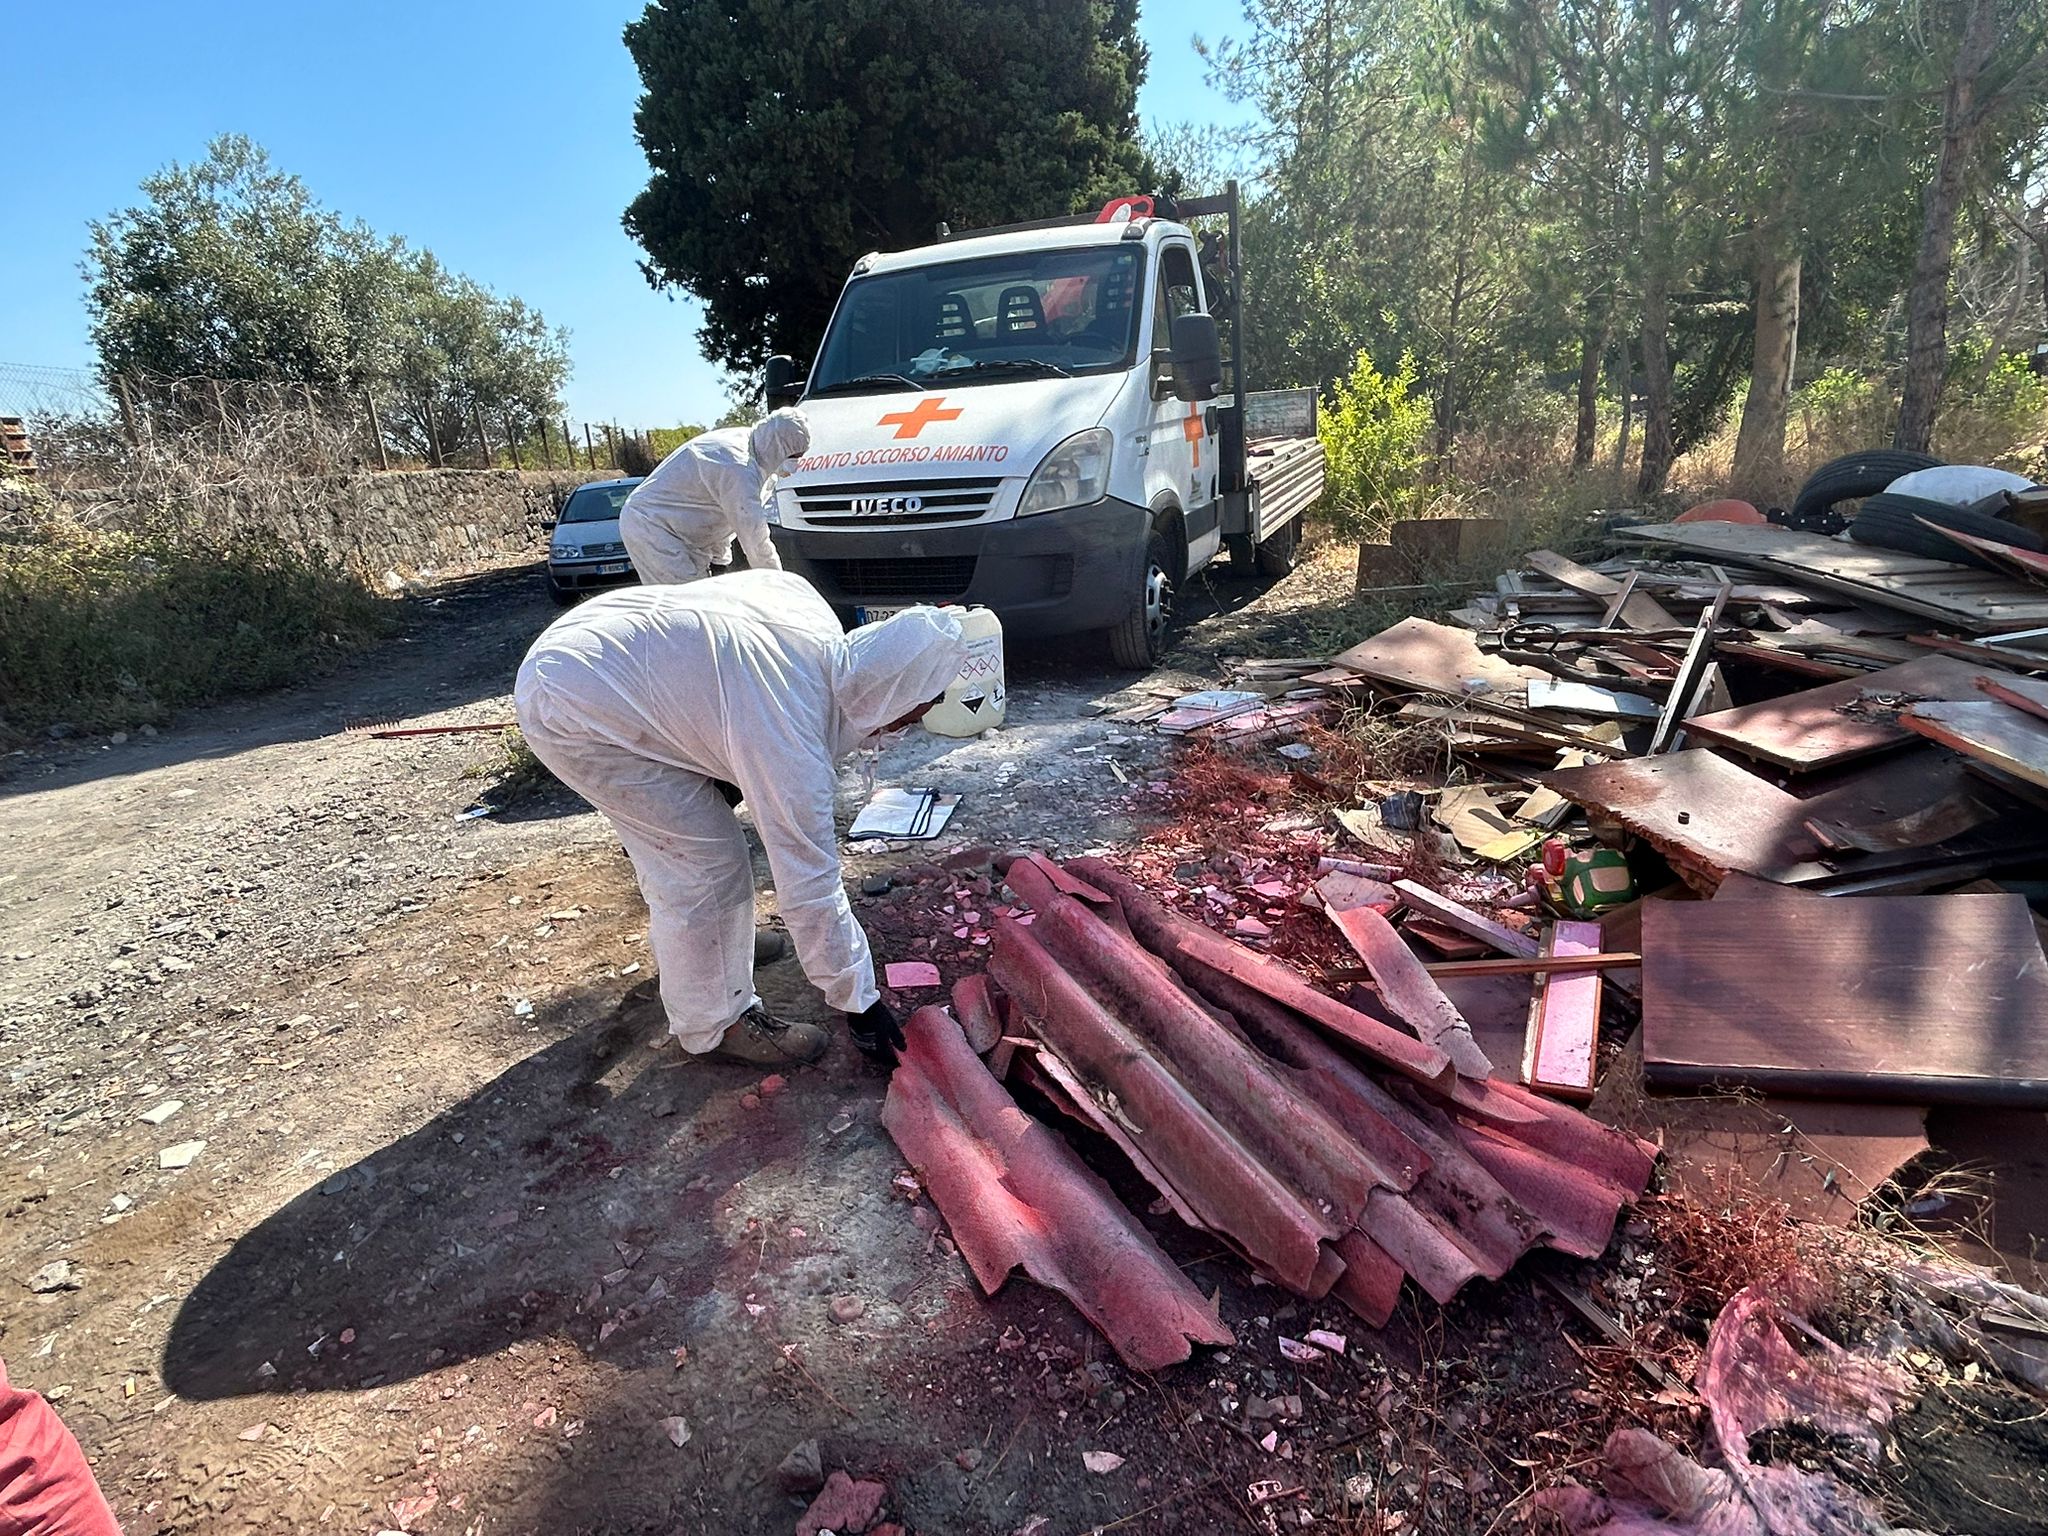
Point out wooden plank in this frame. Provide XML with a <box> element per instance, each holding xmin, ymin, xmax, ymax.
<box><xmin>1901</xmin><ymin>699</ymin><xmax>2048</xmax><ymax>792</ymax></box>
<box><xmin>1978</xmin><ymin>673</ymin><xmax>2048</xmax><ymax>724</ymax></box>
<box><xmin>1392</xmin><ymin>880</ymin><xmax>1540</xmax><ymax>958</ymax></box>
<box><xmin>1641</xmin><ymin>889</ymin><xmax>2048</xmax><ymax>1108</ymax></box>
<box><xmin>1907</xmin><ymin>632</ymin><xmax>2048</xmax><ymax>673</ymax></box>
<box><xmin>1919</xmin><ymin>518</ymin><xmax>2048</xmax><ymax>587</ymax></box>
<box><xmin>1620</xmin><ymin>521</ymin><xmax>2048</xmax><ymax>631</ymax></box>
<box><xmin>1522</xmin><ymin>921</ymin><xmax>1603</xmax><ymax>1101</ymax></box>
<box><xmin>1425</xmin><ymin>951</ymin><xmax>1641</xmax><ymax>978</ymax></box>
<box><xmin>1331</xmin><ymin>616</ymin><xmax>1547</xmax><ymax>698</ymax></box>
<box><xmin>1685</xmin><ymin>653</ymin><xmax>2018</xmax><ymax>772</ymax></box>
<box><xmin>1543</xmin><ymin>749</ymin><xmax>1826</xmax><ymax>892</ymax></box>
<box><xmin>1524</xmin><ymin>548</ymin><xmax>1681</xmax><ymax>630</ymax></box>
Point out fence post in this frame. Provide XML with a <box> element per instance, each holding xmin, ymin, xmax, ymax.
<box><xmin>610</xmin><ymin>421</ymin><xmax>622</xmax><ymax>468</ymax></box>
<box><xmin>364</xmin><ymin>390</ymin><xmax>391</xmax><ymax>471</ymax></box>
<box><xmin>504</xmin><ymin>413</ymin><xmax>522</xmax><ymax>470</ymax></box>
<box><xmin>472</xmin><ymin>401</ymin><xmax>491</xmax><ymax>468</ymax></box>
<box><xmin>425</xmin><ymin>398</ymin><xmax>444</xmax><ymax>467</ymax></box>
<box><xmin>584</xmin><ymin>422</ymin><xmax>596</xmax><ymax>468</ymax></box>
<box><xmin>537</xmin><ymin>417</ymin><xmax>553</xmax><ymax>469</ymax></box>
<box><xmin>563</xmin><ymin>417</ymin><xmax>575</xmax><ymax>469</ymax></box>
<box><xmin>114</xmin><ymin>375</ymin><xmax>143</xmax><ymax>449</ymax></box>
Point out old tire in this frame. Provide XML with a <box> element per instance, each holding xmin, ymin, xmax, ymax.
<box><xmin>1254</xmin><ymin>516</ymin><xmax>1302</xmax><ymax>578</ymax></box>
<box><xmin>1848</xmin><ymin>491</ymin><xmax>2046</xmax><ymax>570</ymax></box>
<box><xmin>1107</xmin><ymin>528</ymin><xmax>1175</xmax><ymax>670</ymax></box>
<box><xmin>1789</xmin><ymin>448</ymin><xmax>1943</xmax><ymax>527</ymax></box>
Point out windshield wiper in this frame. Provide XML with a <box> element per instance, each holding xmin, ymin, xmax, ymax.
<box><xmin>809</xmin><ymin>372</ymin><xmax>926</xmax><ymax>396</ymax></box>
<box><xmin>933</xmin><ymin>358</ymin><xmax>1074</xmax><ymax>380</ymax></box>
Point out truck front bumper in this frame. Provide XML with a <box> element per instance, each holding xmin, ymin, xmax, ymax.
<box><xmin>770</xmin><ymin>497</ymin><xmax>1149</xmax><ymax>638</ymax></box>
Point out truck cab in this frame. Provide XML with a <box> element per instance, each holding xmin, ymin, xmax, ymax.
<box><xmin>765</xmin><ymin>188</ymin><xmax>1323</xmax><ymax>667</ymax></box>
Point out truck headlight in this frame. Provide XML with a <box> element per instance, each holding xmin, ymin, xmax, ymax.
<box><xmin>1018</xmin><ymin>428</ymin><xmax>1113</xmax><ymax>516</ymax></box>
<box><xmin>764</xmin><ymin>489</ymin><xmax>786</xmax><ymax>526</ymax></box>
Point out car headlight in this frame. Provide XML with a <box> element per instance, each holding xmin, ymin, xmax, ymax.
<box><xmin>550</xmin><ymin>542</ymin><xmax>576</xmax><ymax>559</ymax></box>
<box><xmin>1018</xmin><ymin>428</ymin><xmax>1113</xmax><ymax>516</ymax></box>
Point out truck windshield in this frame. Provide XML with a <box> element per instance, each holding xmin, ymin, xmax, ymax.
<box><xmin>809</xmin><ymin>244</ymin><xmax>1145</xmax><ymax>394</ymax></box>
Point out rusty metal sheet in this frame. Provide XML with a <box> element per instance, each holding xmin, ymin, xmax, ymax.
<box><xmin>1687</xmin><ymin>653</ymin><xmax>2020</xmax><ymax>771</ymax></box>
<box><xmin>1544</xmin><ymin>749</ymin><xmax>1826</xmax><ymax>891</ymax></box>
<box><xmin>1643</xmin><ymin>889</ymin><xmax>2048</xmax><ymax>1107</ymax></box>
<box><xmin>1902</xmin><ymin>699</ymin><xmax>2048</xmax><ymax>793</ymax></box>
<box><xmin>881</xmin><ymin>1007</ymin><xmax>1235</xmax><ymax>1371</ymax></box>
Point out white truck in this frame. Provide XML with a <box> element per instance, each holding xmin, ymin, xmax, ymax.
<box><xmin>762</xmin><ymin>185</ymin><xmax>1326</xmax><ymax>667</ymax></box>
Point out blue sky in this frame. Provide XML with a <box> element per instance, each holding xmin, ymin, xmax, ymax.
<box><xmin>3</xmin><ymin>1</ymin><xmax>1257</xmax><ymax>429</ymax></box>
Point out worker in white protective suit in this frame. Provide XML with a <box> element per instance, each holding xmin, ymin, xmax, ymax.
<box><xmin>513</xmin><ymin>571</ymin><xmax>968</xmax><ymax>1066</ymax></box>
<box><xmin>617</xmin><ymin>409</ymin><xmax>811</xmax><ymax>584</ymax></box>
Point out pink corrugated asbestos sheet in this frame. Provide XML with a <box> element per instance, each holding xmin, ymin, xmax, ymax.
<box><xmin>882</xmin><ymin>852</ymin><xmax>1656</xmax><ymax>1368</ymax></box>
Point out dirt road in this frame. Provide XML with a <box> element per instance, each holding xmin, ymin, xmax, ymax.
<box><xmin>0</xmin><ymin>552</ymin><xmax>1372</xmax><ymax>1535</ymax></box>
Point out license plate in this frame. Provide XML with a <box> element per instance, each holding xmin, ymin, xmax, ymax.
<box><xmin>596</xmin><ymin>561</ymin><xmax>630</xmax><ymax>575</ymax></box>
<box><xmin>856</xmin><ymin>605</ymin><xmax>909</xmax><ymax>624</ymax></box>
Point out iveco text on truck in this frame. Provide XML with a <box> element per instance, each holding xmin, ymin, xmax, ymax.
<box><xmin>762</xmin><ymin>185</ymin><xmax>1326</xmax><ymax>667</ymax></box>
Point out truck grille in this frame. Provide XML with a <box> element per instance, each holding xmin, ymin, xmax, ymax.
<box><xmin>794</xmin><ymin>477</ymin><xmax>1003</xmax><ymax>527</ymax></box>
<box><xmin>820</xmin><ymin>557</ymin><xmax>978</xmax><ymax>600</ymax></box>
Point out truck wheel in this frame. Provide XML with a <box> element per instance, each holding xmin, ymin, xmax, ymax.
<box><xmin>1108</xmin><ymin>529</ymin><xmax>1175</xmax><ymax>670</ymax></box>
<box><xmin>1254</xmin><ymin>516</ymin><xmax>1301</xmax><ymax>578</ymax></box>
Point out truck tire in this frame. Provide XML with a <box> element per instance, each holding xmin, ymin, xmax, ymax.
<box><xmin>1254</xmin><ymin>516</ymin><xmax>1301</xmax><ymax>578</ymax></box>
<box><xmin>1847</xmin><ymin>491</ymin><xmax>2046</xmax><ymax>569</ymax></box>
<box><xmin>1789</xmin><ymin>448</ymin><xmax>1943</xmax><ymax>528</ymax></box>
<box><xmin>1108</xmin><ymin>528</ymin><xmax>1175</xmax><ymax>670</ymax></box>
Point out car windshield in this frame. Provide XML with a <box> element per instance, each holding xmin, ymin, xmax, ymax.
<box><xmin>808</xmin><ymin>244</ymin><xmax>1145</xmax><ymax>394</ymax></box>
<box><xmin>559</xmin><ymin>484</ymin><xmax>634</xmax><ymax>523</ymax></box>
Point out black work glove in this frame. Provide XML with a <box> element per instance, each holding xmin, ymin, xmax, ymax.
<box><xmin>847</xmin><ymin>1000</ymin><xmax>906</xmax><ymax>1064</ymax></box>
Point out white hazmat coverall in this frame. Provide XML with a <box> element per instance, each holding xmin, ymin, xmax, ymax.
<box><xmin>618</xmin><ymin>410</ymin><xmax>811</xmax><ymax>584</ymax></box>
<box><xmin>513</xmin><ymin>572</ymin><xmax>967</xmax><ymax>1051</ymax></box>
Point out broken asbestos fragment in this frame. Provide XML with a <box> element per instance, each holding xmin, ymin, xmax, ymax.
<box><xmin>880</xmin><ymin>1006</ymin><xmax>1234</xmax><ymax>1370</ymax></box>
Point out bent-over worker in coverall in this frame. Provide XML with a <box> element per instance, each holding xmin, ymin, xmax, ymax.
<box><xmin>617</xmin><ymin>409</ymin><xmax>810</xmax><ymax>584</ymax></box>
<box><xmin>513</xmin><ymin>572</ymin><xmax>967</xmax><ymax>1066</ymax></box>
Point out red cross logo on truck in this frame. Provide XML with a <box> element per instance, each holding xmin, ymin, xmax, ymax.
<box><xmin>878</xmin><ymin>397</ymin><xmax>964</xmax><ymax>439</ymax></box>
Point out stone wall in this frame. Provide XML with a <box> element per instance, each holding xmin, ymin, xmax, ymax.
<box><xmin>31</xmin><ymin>468</ymin><xmax>614</xmax><ymax>574</ymax></box>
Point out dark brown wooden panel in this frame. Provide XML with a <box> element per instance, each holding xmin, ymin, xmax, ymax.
<box><xmin>1642</xmin><ymin>889</ymin><xmax>2048</xmax><ymax>1107</ymax></box>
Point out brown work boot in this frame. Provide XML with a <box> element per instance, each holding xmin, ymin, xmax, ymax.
<box><xmin>702</xmin><ymin>1004</ymin><xmax>827</xmax><ymax>1067</ymax></box>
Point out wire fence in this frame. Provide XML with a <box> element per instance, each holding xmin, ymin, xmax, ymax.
<box><xmin>0</xmin><ymin>360</ymin><xmax>671</xmax><ymax>491</ymax></box>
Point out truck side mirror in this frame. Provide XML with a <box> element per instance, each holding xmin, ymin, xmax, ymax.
<box><xmin>1168</xmin><ymin>314</ymin><xmax>1223</xmax><ymax>402</ymax></box>
<box><xmin>764</xmin><ymin>354</ymin><xmax>805</xmax><ymax>407</ymax></box>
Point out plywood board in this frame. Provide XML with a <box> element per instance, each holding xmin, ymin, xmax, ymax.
<box><xmin>1593</xmin><ymin>1033</ymin><xmax>1928</xmax><ymax>1228</ymax></box>
<box><xmin>1543</xmin><ymin>749</ymin><xmax>1826</xmax><ymax>890</ymax></box>
<box><xmin>1620</xmin><ymin>521</ymin><xmax>2048</xmax><ymax>631</ymax></box>
<box><xmin>1901</xmin><ymin>699</ymin><xmax>2048</xmax><ymax>791</ymax></box>
<box><xmin>1642</xmin><ymin>889</ymin><xmax>2048</xmax><ymax>1107</ymax></box>
<box><xmin>1331</xmin><ymin>616</ymin><xmax>1548</xmax><ymax>699</ymax></box>
<box><xmin>1685</xmin><ymin>653</ymin><xmax>2015</xmax><ymax>771</ymax></box>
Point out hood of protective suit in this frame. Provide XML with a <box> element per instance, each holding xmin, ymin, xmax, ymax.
<box><xmin>834</xmin><ymin>606</ymin><xmax>969</xmax><ymax>752</ymax></box>
<box><xmin>750</xmin><ymin>409</ymin><xmax>812</xmax><ymax>475</ymax></box>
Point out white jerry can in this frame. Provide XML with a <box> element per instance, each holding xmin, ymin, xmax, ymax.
<box><xmin>922</xmin><ymin>606</ymin><xmax>1007</xmax><ymax>737</ymax></box>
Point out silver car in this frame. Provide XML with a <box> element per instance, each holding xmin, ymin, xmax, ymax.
<box><xmin>545</xmin><ymin>478</ymin><xmax>644</xmax><ymax>605</ymax></box>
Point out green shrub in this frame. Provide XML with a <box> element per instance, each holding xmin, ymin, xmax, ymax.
<box><xmin>1319</xmin><ymin>350</ymin><xmax>1430</xmax><ymax>536</ymax></box>
<box><xmin>0</xmin><ymin>507</ymin><xmax>391</xmax><ymax>741</ymax></box>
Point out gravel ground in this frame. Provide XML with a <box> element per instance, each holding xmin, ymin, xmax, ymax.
<box><xmin>0</xmin><ymin>546</ymin><xmax>1390</xmax><ymax>1536</ymax></box>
